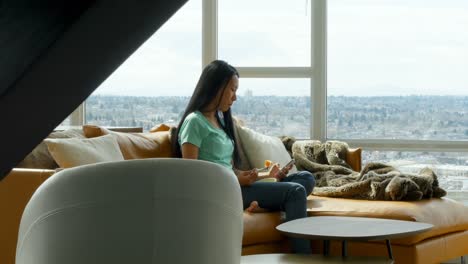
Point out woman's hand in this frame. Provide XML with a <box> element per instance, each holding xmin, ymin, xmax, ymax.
<box><xmin>269</xmin><ymin>163</ymin><xmax>293</xmax><ymax>181</ymax></box>
<box><xmin>236</xmin><ymin>169</ymin><xmax>258</xmax><ymax>186</ymax></box>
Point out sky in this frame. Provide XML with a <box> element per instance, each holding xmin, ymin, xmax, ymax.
<box><xmin>93</xmin><ymin>0</ymin><xmax>468</xmax><ymax>97</ymax></box>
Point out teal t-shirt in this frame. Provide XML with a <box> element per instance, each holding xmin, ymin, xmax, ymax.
<box><xmin>178</xmin><ymin>111</ymin><xmax>234</xmax><ymax>170</ymax></box>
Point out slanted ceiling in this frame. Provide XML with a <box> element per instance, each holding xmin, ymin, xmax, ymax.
<box><xmin>0</xmin><ymin>0</ymin><xmax>188</xmax><ymax>180</ymax></box>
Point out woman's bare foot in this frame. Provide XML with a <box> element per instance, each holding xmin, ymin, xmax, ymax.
<box><xmin>245</xmin><ymin>201</ymin><xmax>267</xmax><ymax>213</ymax></box>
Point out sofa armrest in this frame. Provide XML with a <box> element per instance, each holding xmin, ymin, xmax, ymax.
<box><xmin>346</xmin><ymin>147</ymin><xmax>362</xmax><ymax>172</ymax></box>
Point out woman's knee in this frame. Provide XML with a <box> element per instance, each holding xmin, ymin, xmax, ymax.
<box><xmin>295</xmin><ymin>171</ymin><xmax>316</xmax><ymax>195</ymax></box>
<box><xmin>286</xmin><ymin>183</ymin><xmax>308</xmax><ymax>201</ymax></box>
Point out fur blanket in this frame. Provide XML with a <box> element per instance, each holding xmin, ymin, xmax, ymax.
<box><xmin>284</xmin><ymin>139</ymin><xmax>447</xmax><ymax>201</ymax></box>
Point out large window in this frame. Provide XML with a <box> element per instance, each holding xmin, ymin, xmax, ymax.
<box><xmin>218</xmin><ymin>0</ymin><xmax>311</xmax><ymax>66</ymax></box>
<box><xmin>232</xmin><ymin>79</ymin><xmax>310</xmax><ymax>137</ymax></box>
<box><xmin>327</xmin><ymin>0</ymin><xmax>468</xmax><ymax>140</ymax></box>
<box><xmin>218</xmin><ymin>0</ymin><xmax>312</xmax><ymax>138</ymax></box>
<box><xmin>85</xmin><ymin>0</ymin><xmax>201</xmax><ymax>130</ymax></box>
<box><xmin>77</xmin><ymin>0</ymin><xmax>313</xmax><ymax>137</ymax></box>
<box><xmin>327</xmin><ymin>0</ymin><xmax>468</xmax><ymax>203</ymax></box>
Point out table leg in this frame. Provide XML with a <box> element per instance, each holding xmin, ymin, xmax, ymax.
<box><xmin>341</xmin><ymin>240</ymin><xmax>347</xmax><ymax>257</ymax></box>
<box><xmin>323</xmin><ymin>240</ymin><xmax>330</xmax><ymax>256</ymax></box>
<box><xmin>386</xmin><ymin>239</ymin><xmax>394</xmax><ymax>260</ymax></box>
<box><xmin>461</xmin><ymin>256</ymin><xmax>465</xmax><ymax>264</ymax></box>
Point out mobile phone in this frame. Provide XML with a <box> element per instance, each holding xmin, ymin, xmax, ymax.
<box><xmin>283</xmin><ymin>159</ymin><xmax>295</xmax><ymax>168</ymax></box>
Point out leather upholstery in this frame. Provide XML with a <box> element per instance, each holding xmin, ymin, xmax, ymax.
<box><xmin>346</xmin><ymin>147</ymin><xmax>362</xmax><ymax>172</ymax></box>
<box><xmin>0</xmin><ymin>169</ymin><xmax>55</xmax><ymax>264</ymax></box>
<box><xmin>307</xmin><ymin>196</ymin><xmax>468</xmax><ymax>245</ymax></box>
<box><xmin>242</xmin><ymin>241</ymin><xmax>290</xmax><ymax>256</ymax></box>
<box><xmin>243</xmin><ymin>212</ymin><xmax>284</xmax><ymax>246</ymax></box>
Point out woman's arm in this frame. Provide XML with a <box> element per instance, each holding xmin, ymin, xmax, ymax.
<box><xmin>181</xmin><ymin>143</ymin><xmax>199</xmax><ymax>159</ymax></box>
<box><xmin>232</xmin><ymin>164</ymin><xmax>258</xmax><ymax>186</ymax></box>
<box><xmin>183</xmin><ymin>145</ymin><xmax>256</xmax><ymax>186</ymax></box>
<box><xmin>236</xmin><ymin>169</ymin><xmax>258</xmax><ymax>186</ymax></box>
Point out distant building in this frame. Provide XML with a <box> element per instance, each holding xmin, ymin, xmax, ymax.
<box><xmin>244</xmin><ymin>89</ymin><xmax>253</xmax><ymax>97</ymax></box>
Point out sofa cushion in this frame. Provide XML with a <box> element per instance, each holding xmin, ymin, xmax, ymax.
<box><xmin>232</xmin><ymin>118</ymin><xmax>252</xmax><ymax>171</ymax></box>
<box><xmin>236</xmin><ymin>126</ymin><xmax>297</xmax><ymax>174</ymax></box>
<box><xmin>83</xmin><ymin>125</ymin><xmax>173</xmax><ymax>159</ymax></box>
<box><xmin>16</xmin><ymin>128</ymin><xmax>85</xmax><ymax>169</ymax></box>
<box><xmin>307</xmin><ymin>195</ymin><xmax>468</xmax><ymax>245</ymax></box>
<box><xmin>149</xmin><ymin>123</ymin><xmax>171</xmax><ymax>132</ymax></box>
<box><xmin>44</xmin><ymin>134</ymin><xmax>124</xmax><ymax>168</ymax></box>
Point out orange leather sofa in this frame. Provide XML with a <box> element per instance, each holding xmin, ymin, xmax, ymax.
<box><xmin>1</xmin><ymin>126</ymin><xmax>467</xmax><ymax>264</ymax></box>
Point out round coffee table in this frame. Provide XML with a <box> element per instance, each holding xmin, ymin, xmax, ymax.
<box><xmin>241</xmin><ymin>254</ymin><xmax>393</xmax><ymax>263</ymax></box>
<box><xmin>276</xmin><ymin>216</ymin><xmax>433</xmax><ymax>260</ymax></box>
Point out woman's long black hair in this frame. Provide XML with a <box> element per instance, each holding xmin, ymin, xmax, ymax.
<box><xmin>172</xmin><ymin>60</ymin><xmax>241</xmax><ymax>168</ymax></box>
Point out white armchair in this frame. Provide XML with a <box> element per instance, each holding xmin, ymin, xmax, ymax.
<box><xmin>16</xmin><ymin>158</ymin><xmax>243</xmax><ymax>264</ymax></box>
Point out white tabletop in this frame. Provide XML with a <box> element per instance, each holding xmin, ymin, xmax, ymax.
<box><xmin>241</xmin><ymin>254</ymin><xmax>393</xmax><ymax>264</ymax></box>
<box><xmin>276</xmin><ymin>216</ymin><xmax>433</xmax><ymax>241</ymax></box>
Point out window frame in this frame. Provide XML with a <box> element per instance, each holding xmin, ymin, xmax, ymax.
<box><xmin>70</xmin><ymin>0</ymin><xmax>468</xmax><ymax>152</ymax></box>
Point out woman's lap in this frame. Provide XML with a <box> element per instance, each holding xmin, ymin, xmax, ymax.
<box><xmin>281</xmin><ymin>171</ymin><xmax>315</xmax><ymax>195</ymax></box>
<box><xmin>241</xmin><ymin>171</ymin><xmax>315</xmax><ymax>210</ymax></box>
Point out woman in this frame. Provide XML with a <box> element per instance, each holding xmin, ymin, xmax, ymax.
<box><xmin>172</xmin><ymin>60</ymin><xmax>315</xmax><ymax>254</ymax></box>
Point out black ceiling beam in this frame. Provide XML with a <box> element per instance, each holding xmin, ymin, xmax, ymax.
<box><xmin>0</xmin><ymin>0</ymin><xmax>188</xmax><ymax>180</ymax></box>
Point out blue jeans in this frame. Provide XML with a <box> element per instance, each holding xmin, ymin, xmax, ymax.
<box><xmin>241</xmin><ymin>171</ymin><xmax>316</xmax><ymax>254</ymax></box>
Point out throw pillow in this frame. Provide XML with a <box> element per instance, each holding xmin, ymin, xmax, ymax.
<box><xmin>82</xmin><ymin>125</ymin><xmax>173</xmax><ymax>159</ymax></box>
<box><xmin>149</xmin><ymin>123</ymin><xmax>171</xmax><ymax>133</ymax></box>
<box><xmin>44</xmin><ymin>134</ymin><xmax>124</xmax><ymax>168</ymax></box>
<box><xmin>236</xmin><ymin>126</ymin><xmax>297</xmax><ymax>175</ymax></box>
<box><xmin>16</xmin><ymin>128</ymin><xmax>86</xmax><ymax>169</ymax></box>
